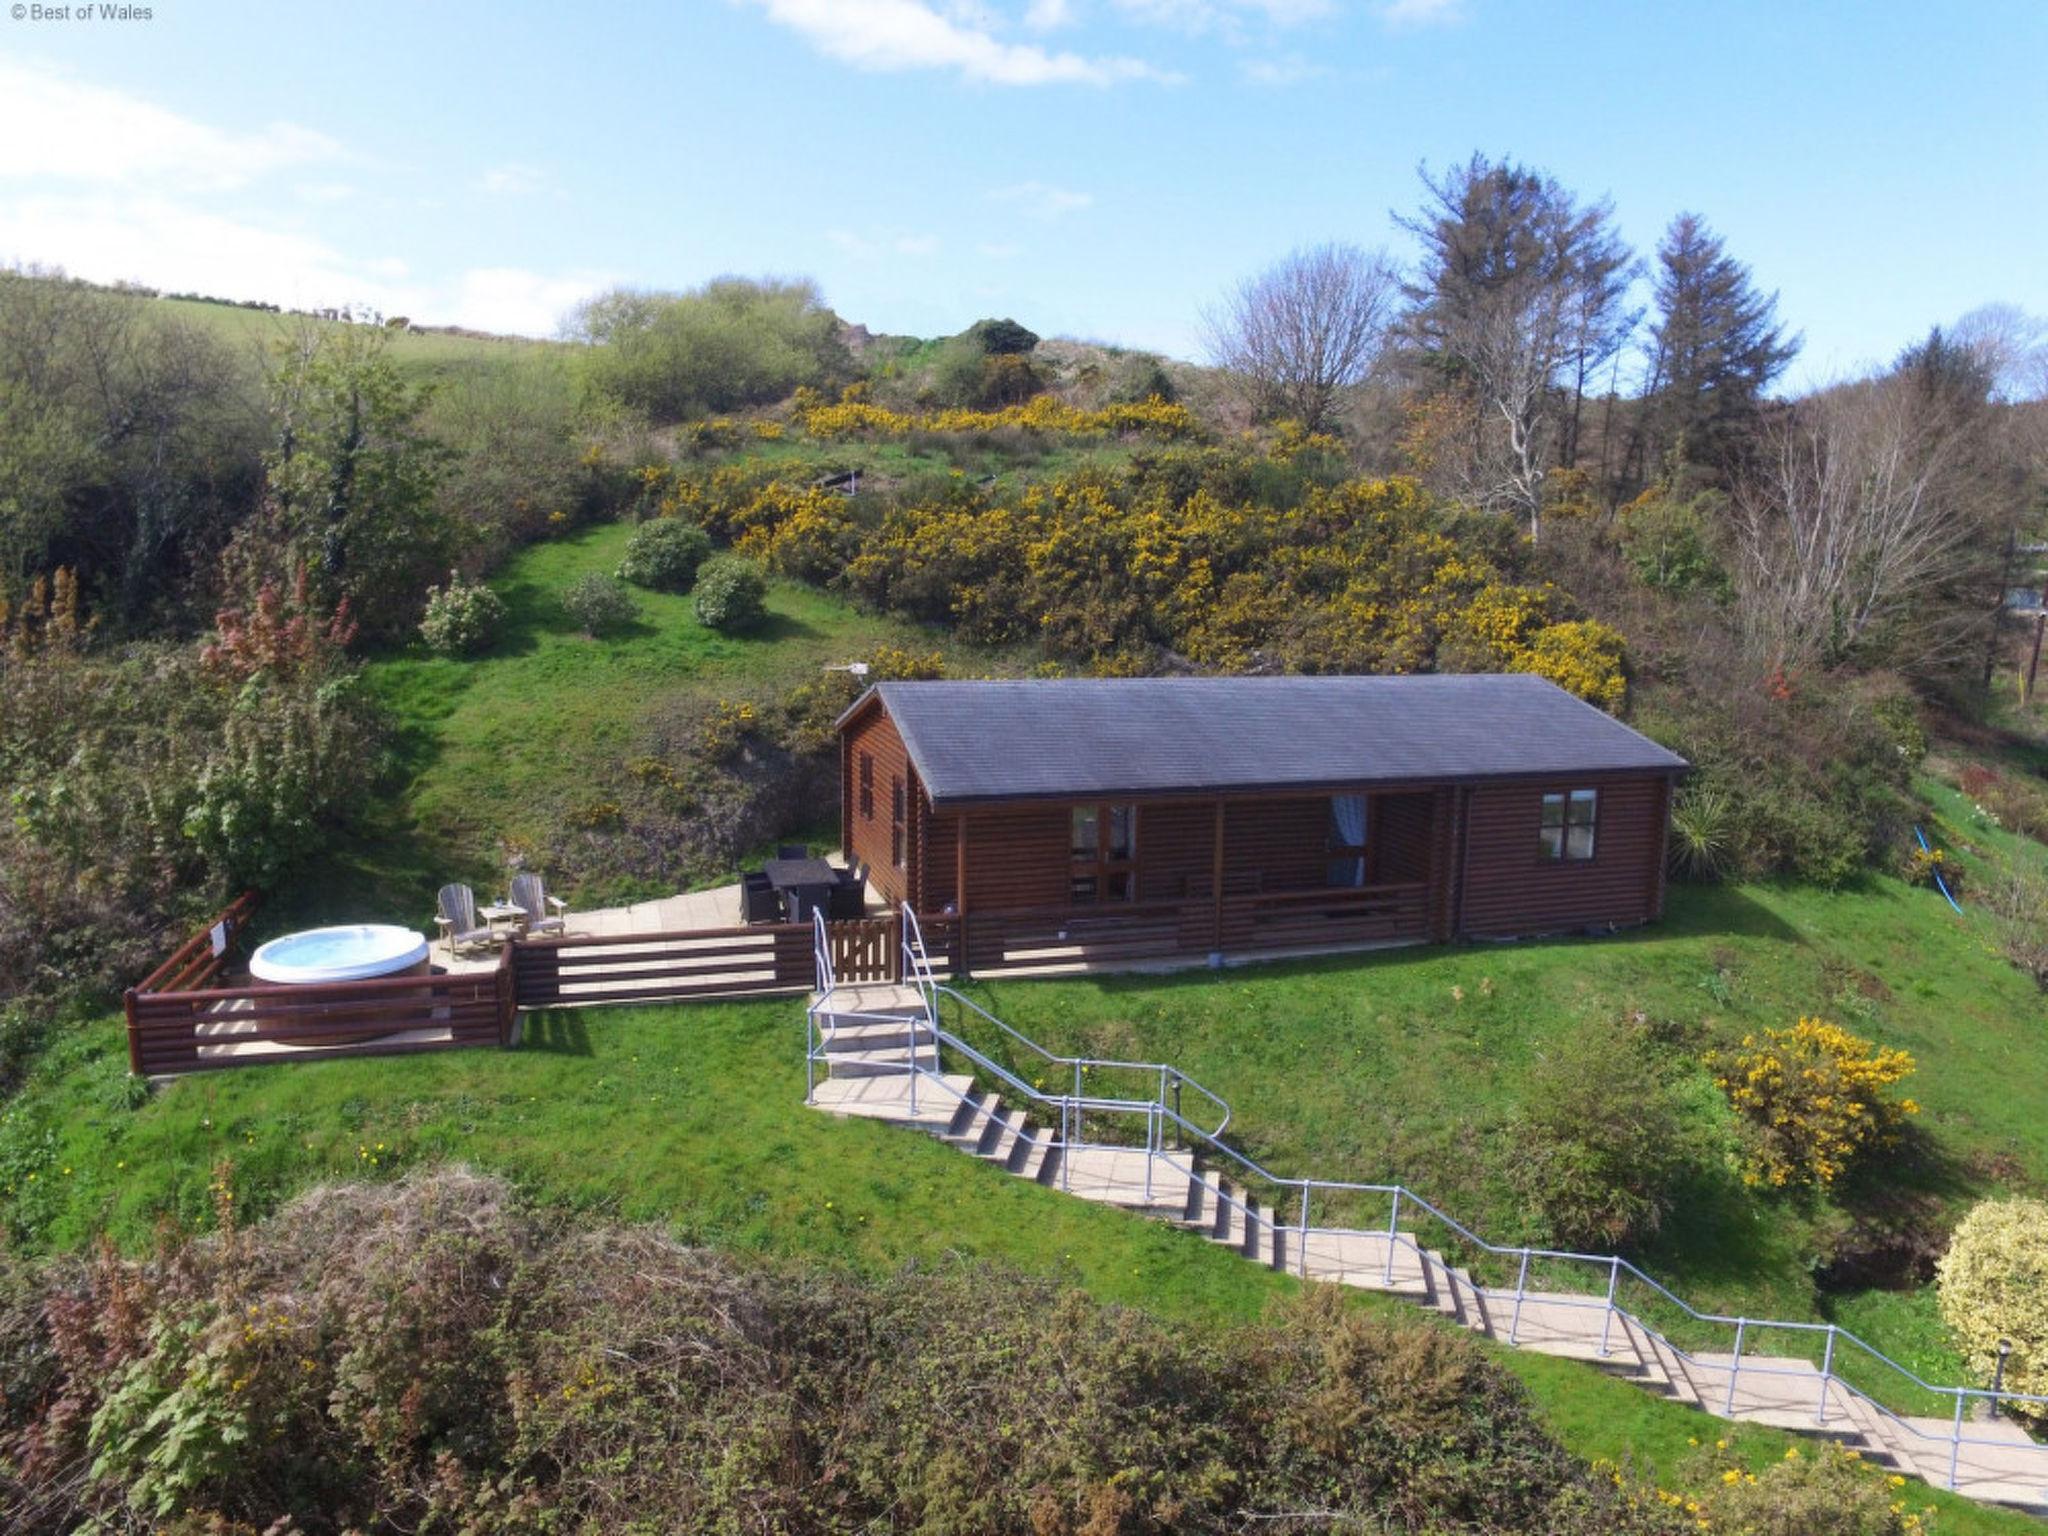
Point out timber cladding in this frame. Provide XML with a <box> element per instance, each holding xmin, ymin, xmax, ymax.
<box><xmin>1454</xmin><ymin>775</ymin><xmax>1670</xmax><ymax>938</ymax></box>
<box><xmin>837</xmin><ymin>676</ymin><xmax>1686</xmax><ymax>965</ymax></box>
<box><xmin>840</xmin><ymin>698</ymin><xmax>915</xmax><ymax>907</ymax></box>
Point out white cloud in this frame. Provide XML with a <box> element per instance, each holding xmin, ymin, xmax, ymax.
<box><xmin>0</xmin><ymin>61</ymin><xmax>603</xmax><ymax>338</ymax></box>
<box><xmin>479</xmin><ymin>164</ymin><xmax>547</xmax><ymax>197</ymax></box>
<box><xmin>0</xmin><ymin>59</ymin><xmax>343</xmax><ymax>191</ymax></box>
<box><xmin>988</xmin><ymin>180</ymin><xmax>1094</xmax><ymax>219</ymax></box>
<box><xmin>743</xmin><ymin>0</ymin><xmax>1172</xmax><ymax>84</ymax></box>
<box><xmin>1022</xmin><ymin>0</ymin><xmax>1074</xmax><ymax>28</ymax></box>
<box><xmin>1112</xmin><ymin>0</ymin><xmax>1335</xmax><ymax>35</ymax></box>
<box><xmin>446</xmin><ymin>268</ymin><xmax>612</xmax><ymax>335</ymax></box>
<box><xmin>978</xmin><ymin>241</ymin><xmax>1024</xmax><ymax>259</ymax></box>
<box><xmin>1379</xmin><ymin>0</ymin><xmax>1462</xmax><ymax>27</ymax></box>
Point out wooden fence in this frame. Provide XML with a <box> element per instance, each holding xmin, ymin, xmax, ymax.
<box><xmin>126</xmin><ymin>954</ymin><xmax>514</xmax><ymax>1077</ymax></box>
<box><xmin>511</xmin><ymin>915</ymin><xmax>900</xmax><ymax>1009</ymax></box>
<box><xmin>132</xmin><ymin>890</ymin><xmax>261</xmax><ymax>997</ymax></box>
<box><xmin>917</xmin><ymin>882</ymin><xmax>1430</xmax><ymax>977</ymax></box>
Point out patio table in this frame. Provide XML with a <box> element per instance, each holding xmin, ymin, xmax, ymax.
<box><xmin>764</xmin><ymin>857</ymin><xmax>837</xmax><ymax>923</ymax></box>
<box><xmin>479</xmin><ymin>902</ymin><xmax>526</xmax><ymax>941</ymax></box>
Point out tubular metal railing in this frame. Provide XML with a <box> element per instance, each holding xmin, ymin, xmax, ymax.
<box><xmin>804</xmin><ymin>906</ymin><xmax>2048</xmax><ymax>1494</ymax></box>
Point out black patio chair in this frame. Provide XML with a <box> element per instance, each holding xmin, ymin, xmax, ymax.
<box><xmin>828</xmin><ymin>862</ymin><xmax>867</xmax><ymax>920</ymax></box>
<box><xmin>741</xmin><ymin>871</ymin><xmax>783</xmax><ymax>925</ymax></box>
<box><xmin>777</xmin><ymin>843</ymin><xmax>811</xmax><ymax>861</ymax></box>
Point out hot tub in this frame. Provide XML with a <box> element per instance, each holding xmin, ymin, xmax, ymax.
<box><xmin>249</xmin><ymin>924</ymin><xmax>431</xmax><ymax>985</ymax></box>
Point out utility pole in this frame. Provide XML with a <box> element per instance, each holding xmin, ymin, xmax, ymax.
<box><xmin>2026</xmin><ymin>610</ymin><xmax>2046</xmax><ymax>708</ymax></box>
<box><xmin>1983</xmin><ymin>526</ymin><xmax>2017</xmax><ymax>693</ymax></box>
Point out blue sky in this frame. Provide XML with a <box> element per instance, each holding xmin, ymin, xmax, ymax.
<box><xmin>2</xmin><ymin>0</ymin><xmax>2044</xmax><ymax>386</ymax></box>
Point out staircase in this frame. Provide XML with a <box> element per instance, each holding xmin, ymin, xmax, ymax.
<box><xmin>803</xmin><ymin>910</ymin><xmax>2048</xmax><ymax>1517</ymax></box>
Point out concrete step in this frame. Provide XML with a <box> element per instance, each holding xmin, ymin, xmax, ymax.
<box><xmin>821</xmin><ymin>1019</ymin><xmax>929</xmax><ymax>1053</ymax></box>
<box><xmin>1876</xmin><ymin>1413</ymin><xmax>2048</xmax><ymax>1512</ymax></box>
<box><xmin>811</xmin><ymin>982</ymin><xmax>928</xmax><ymax>1020</ymax></box>
<box><xmin>809</xmin><ymin>1072</ymin><xmax>973</xmax><ymax>1130</ymax></box>
<box><xmin>824</xmin><ymin>1045</ymin><xmax>939</xmax><ymax>1079</ymax></box>
<box><xmin>941</xmin><ymin>1090</ymin><xmax>1004</xmax><ymax>1150</ymax></box>
<box><xmin>1054</xmin><ymin>1145</ymin><xmax>1192</xmax><ymax>1215</ymax></box>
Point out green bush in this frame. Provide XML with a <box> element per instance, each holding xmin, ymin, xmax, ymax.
<box><xmin>1937</xmin><ymin>1198</ymin><xmax>2048</xmax><ymax>1428</ymax></box>
<box><xmin>568</xmin><ymin>277</ymin><xmax>851</xmax><ymax>422</ymax></box>
<box><xmin>0</xmin><ymin>1171</ymin><xmax>1691</xmax><ymax>1536</ymax></box>
<box><xmin>692</xmin><ymin>556</ymin><xmax>768</xmax><ymax>633</ymax></box>
<box><xmin>1507</xmin><ymin>1017</ymin><xmax>1695</xmax><ymax>1250</ymax></box>
<box><xmin>418</xmin><ymin>571</ymin><xmax>505</xmax><ymax>655</ymax></box>
<box><xmin>966</xmin><ymin>316</ymin><xmax>1039</xmax><ymax>355</ymax></box>
<box><xmin>617</xmin><ymin>517</ymin><xmax>712</xmax><ymax>592</ymax></box>
<box><xmin>561</xmin><ymin>572</ymin><xmax>636</xmax><ymax>636</ymax></box>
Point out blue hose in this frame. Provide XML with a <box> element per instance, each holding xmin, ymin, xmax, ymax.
<box><xmin>1914</xmin><ymin>824</ymin><xmax>1964</xmax><ymax>915</ymax></box>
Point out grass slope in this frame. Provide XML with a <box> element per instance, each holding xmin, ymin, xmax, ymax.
<box><xmin>954</xmin><ymin>876</ymin><xmax>2046</xmax><ymax>1378</ymax></box>
<box><xmin>0</xmin><ymin>999</ymin><xmax>2031</xmax><ymax>1532</ymax></box>
<box><xmin>284</xmin><ymin>520</ymin><xmax>967</xmax><ymax>928</ymax></box>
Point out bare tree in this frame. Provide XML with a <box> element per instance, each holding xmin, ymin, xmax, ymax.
<box><xmin>1733</xmin><ymin>375</ymin><xmax>1996</xmax><ymax>674</ymax></box>
<box><xmin>1397</xmin><ymin>155</ymin><xmax>1633</xmax><ymax>540</ymax></box>
<box><xmin>1201</xmin><ymin>243</ymin><xmax>1398</xmax><ymax>435</ymax></box>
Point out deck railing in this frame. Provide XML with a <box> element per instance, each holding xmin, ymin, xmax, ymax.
<box><xmin>126</xmin><ymin>952</ymin><xmax>514</xmax><ymax>1076</ymax></box>
<box><xmin>915</xmin><ymin>881</ymin><xmax>1429</xmax><ymax>976</ymax></box>
<box><xmin>809</xmin><ymin>906</ymin><xmax>2048</xmax><ymax>1500</ymax></box>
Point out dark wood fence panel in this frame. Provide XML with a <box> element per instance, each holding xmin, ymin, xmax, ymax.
<box><xmin>928</xmin><ymin>881</ymin><xmax>1430</xmax><ymax>977</ymax></box>
<box><xmin>134</xmin><ymin>891</ymin><xmax>261</xmax><ymax>997</ymax></box>
<box><xmin>511</xmin><ymin>923</ymin><xmax>819</xmax><ymax>1009</ymax></box>
<box><xmin>126</xmin><ymin>954</ymin><xmax>513</xmax><ymax>1077</ymax></box>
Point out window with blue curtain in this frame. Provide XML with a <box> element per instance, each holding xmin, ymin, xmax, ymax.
<box><xmin>1328</xmin><ymin>795</ymin><xmax>1367</xmax><ymax>886</ymax></box>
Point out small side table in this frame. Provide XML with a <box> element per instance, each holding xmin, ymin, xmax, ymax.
<box><xmin>480</xmin><ymin>902</ymin><xmax>527</xmax><ymax>941</ymax></box>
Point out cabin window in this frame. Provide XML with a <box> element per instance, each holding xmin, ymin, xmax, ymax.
<box><xmin>858</xmin><ymin>753</ymin><xmax>874</xmax><ymax>820</ymax></box>
<box><xmin>1327</xmin><ymin>794</ymin><xmax>1368</xmax><ymax>887</ymax></box>
<box><xmin>890</xmin><ymin>777</ymin><xmax>906</xmax><ymax>868</ymax></box>
<box><xmin>1070</xmin><ymin>803</ymin><xmax>1136</xmax><ymax>904</ymax></box>
<box><xmin>1540</xmin><ymin>789</ymin><xmax>1598</xmax><ymax>862</ymax></box>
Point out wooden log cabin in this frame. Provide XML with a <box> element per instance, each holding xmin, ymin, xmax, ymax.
<box><xmin>837</xmin><ymin>674</ymin><xmax>1688</xmax><ymax>974</ymax></box>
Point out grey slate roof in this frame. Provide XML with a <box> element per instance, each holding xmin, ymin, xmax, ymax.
<box><xmin>857</xmin><ymin>674</ymin><xmax>1688</xmax><ymax>808</ymax></box>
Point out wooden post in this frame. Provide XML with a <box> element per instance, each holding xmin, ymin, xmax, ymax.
<box><xmin>953</xmin><ymin>811</ymin><xmax>969</xmax><ymax>975</ymax></box>
<box><xmin>2025</xmin><ymin>609</ymin><xmax>2046</xmax><ymax>707</ymax></box>
<box><xmin>1211</xmin><ymin>799</ymin><xmax>1226</xmax><ymax>955</ymax></box>
<box><xmin>123</xmin><ymin>988</ymin><xmax>142</xmax><ymax>1076</ymax></box>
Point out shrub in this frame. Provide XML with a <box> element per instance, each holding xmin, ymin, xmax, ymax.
<box><xmin>966</xmin><ymin>316</ymin><xmax>1039</xmax><ymax>355</ymax></box>
<box><xmin>693</xmin><ymin>556</ymin><xmax>768</xmax><ymax>633</ymax></box>
<box><xmin>1695</xmin><ymin>1443</ymin><xmax>1926</xmax><ymax>1536</ymax></box>
<box><xmin>617</xmin><ymin>517</ymin><xmax>712</xmax><ymax>592</ymax></box>
<box><xmin>1901</xmin><ymin>841</ymin><xmax>1962</xmax><ymax>896</ymax></box>
<box><xmin>1937</xmin><ymin>1198</ymin><xmax>2048</xmax><ymax>1428</ymax></box>
<box><xmin>0</xmin><ymin>1170</ymin><xmax>1691</xmax><ymax>1536</ymax></box>
<box><xmin>1669</xmin><ymin>784</ymin><xmax>1735</xmax><ymax>881</ymax></box>
<box><xmin>418</xmin><ymin>571</ymin><xmax>505</xmax><ymax>655</ymax></box>
<box><xmin>561</xmin><ymin>572</ymin><xmax>636</xmax><ymax>636</ymax></box>
<box><xmin>1706</xmin><ymin>1018</ymin><xmax>1919</xmax><ymax>1189</ymax></box>
<box><xmin>1507</xmin><ymin>1017</ymin><xmax>1694</xmax><ymax>1250</ymax></box>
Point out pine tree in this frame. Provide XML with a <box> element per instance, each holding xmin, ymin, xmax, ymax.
<box><xmin>1638</xmin><ymin>214</ymin><xmax>1798</xmax><ymax>478</ymax></box>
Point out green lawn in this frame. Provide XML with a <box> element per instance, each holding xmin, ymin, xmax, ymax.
<box><xmin>1</xmin><ymin>988</ymin><xmax>2033</xmax><ymax>1532</ymax></box>
<box><xmin>943</xmin><ymin>873</ymin><xmax>2045</xmax><ymax>1371</ymax></box>
<box><xmin>280</xmin><ymin>519</ymin><xmax>975</xmax><ymax>929</ymax></box>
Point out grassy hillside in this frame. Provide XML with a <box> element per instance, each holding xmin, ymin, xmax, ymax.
<box><xmin>14</xmin><ymin>512</ymin><xmax>2047</xmax><ymax>1525</ymax></box>
<box><xmin>280</xmin><ymin>519</ymin><xmax>979</xmax><ymax>930</ymax></box>
<box><xmin>0</xmin><ymin>991</ymin><xmax>2033</xmax><ymax>1532</ymax></box>
<box><xmin>148</xmin><ymin>293</ymin><xmax>557</xmax><ymax>378</ymax></box>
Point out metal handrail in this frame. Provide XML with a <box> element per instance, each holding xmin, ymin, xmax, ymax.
<box><xmin>811</xmin><ymin>904</ymin><xmax>2048</xmax><ymax>1491</ymax></box>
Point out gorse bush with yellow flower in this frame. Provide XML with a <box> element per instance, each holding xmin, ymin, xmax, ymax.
<box><xmin>790</xmin><ymin>385</ymin><xmax>1200</xmax><ymax>441</ymax></box>
<box><xmin>1706</xmin><ymin>1018</ymin><xmax>1919</xmax><ymax>1189</ymax></box>
<box><xmin>637</xmin><ymin>444</ymin><xmax>1630</xmax><ymax>705</ymax></box>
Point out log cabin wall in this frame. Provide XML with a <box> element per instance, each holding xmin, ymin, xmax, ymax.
<box><xmin>1221</xmin><ymin>796</ymin><xmax>1330</xmax><ymax>892</ymax></box>
<box><xmin>1373</xmin><ymin>793</ymin><xmax>1435</xmax><ymax>884</ymax></box>
<box><xmin>1135</xmin><ymin>802</ymin><xmax>1216</xmax><ymax>901</ymax></box>
<box><xmin>840</xmin><ymin>701</ymin><xmax>915</xmax><ymax>907</ymax></box>
<box><xmin>1454</xmin><ymin>774</ymin><xmax>1673</xmax><ymax>939</ymax></box>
